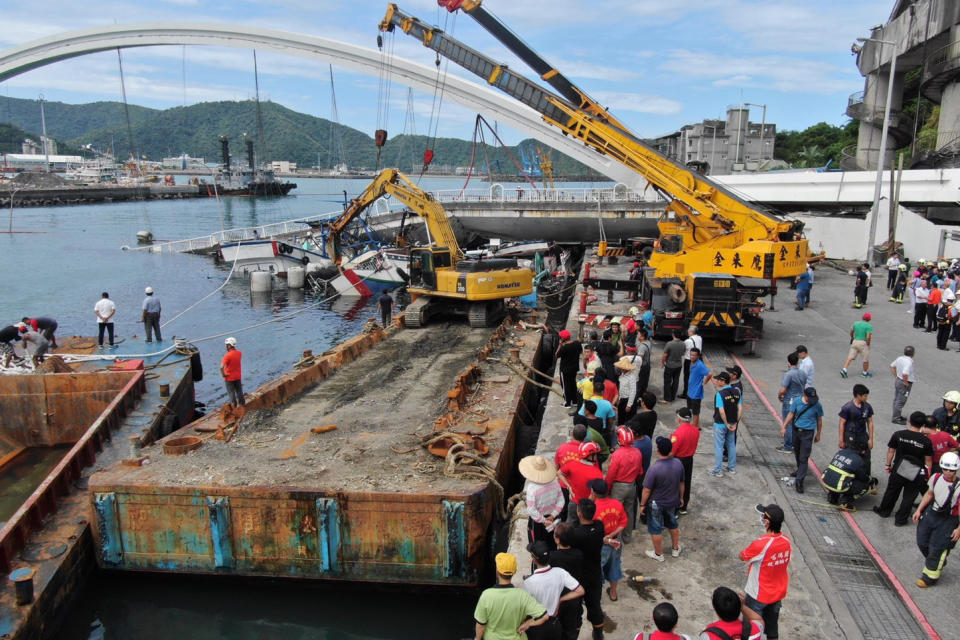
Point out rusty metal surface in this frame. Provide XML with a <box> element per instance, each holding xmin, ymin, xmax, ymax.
<box><xmin>0</xmin><ymin>371</ymin><xmax>144</xmax><ymax>574</ymax></box>
<box><xmin>88</xmin><ymin>322</ymin><xmax>542</xmax><ymax>586</ymax></box>
<box><xmin>0</xmin><ymin>359</ymin><xmax>195</xmax><ymax>640</ymax></box>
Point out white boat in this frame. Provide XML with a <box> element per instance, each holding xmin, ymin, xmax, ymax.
<box><xmin>218</xmin><ymin>239</ymin><xmax>332</xmax><ymax>276</ymax></box>
<box><xmin>465</xmin><ymin>240</ymin><xmax>551</xmax><ymax>259</ymax></box>
<box><xmin>334</xmin><ymin>249</ymin><xmax>410</xmax><ymax>297</ymax></box>
<box><xmin>66</xmin><ymin>158</ymin><xmax>118</xmax><ymax>184</ymax></box>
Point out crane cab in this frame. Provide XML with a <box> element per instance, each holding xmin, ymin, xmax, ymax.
<box><xmin>408</xmin><ymin>246</ymin><xmax>454</xmax><ymax>290</ymax></box>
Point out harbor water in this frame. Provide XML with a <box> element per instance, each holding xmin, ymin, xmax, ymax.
<box><xmin>0</xmin><ymin>175</ymin><xmax>604</xmax><ymax>639</ymax></box>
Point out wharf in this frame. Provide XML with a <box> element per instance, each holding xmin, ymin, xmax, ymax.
<box><xmin>88</xmin><ymin>318</ymin><xmax>546</xmax><ymax>586</ymax></box>
<box><xmin>0</xmin><ymin>337</ymin><xmax>196</xmax><ymax>640</ymax></box>
<box><xmin>0</xmin><ymin>184</ymin><xmax>203</xmax><ymax>207</ymax></box>
<box><xmin>508</xmin><ymin>251</ymin><xmax>940</xmax><ymax>639</ymax></box>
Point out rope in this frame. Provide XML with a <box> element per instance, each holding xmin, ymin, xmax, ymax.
<box><xmin>160</xmin><ymin>239</ymin><xmax>243</xmax><ymax>329</ymax></box>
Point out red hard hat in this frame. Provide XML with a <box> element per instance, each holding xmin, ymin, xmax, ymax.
<box><xmin>558</xmin><ymin>329</ymin><xmax>571</xmax><ymax>340</ymax></box>
<box><xmin>616</xmin><ymin>426</ymin><xmax>635</xmax><ymax>446</ymax></box>
<box><xmin>862</xmin><ymin>313</ymin><xmax>871</xmax><ymax>321</ymax></box>
<box><xmin>579</xmin><ymin>441</ymin><xmax>601</xmax><ymax>458</ymax></box>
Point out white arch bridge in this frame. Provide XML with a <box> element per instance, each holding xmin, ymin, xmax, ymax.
<box><xmin>0</xmin><ymin>22</ymin><xmax>641</xmax><ymax>188</ymax></box>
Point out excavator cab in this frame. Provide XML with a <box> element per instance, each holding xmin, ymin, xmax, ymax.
<box><xmin>409</xmin><ymin>247</ymin><xmax>453</xmax><ymax>290</ymax></box>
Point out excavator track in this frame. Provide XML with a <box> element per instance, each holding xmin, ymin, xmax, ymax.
<box><xmin>469</xmin><ymin>301</ymin><xmax>504</xmax><ymax>328</ymax></box>
<box><xmin>403</xmin><ymin>296</ymin><xmax>432</xmax><ymax>328</ymax></box>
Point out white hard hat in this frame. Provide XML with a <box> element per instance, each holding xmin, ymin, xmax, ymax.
<box><xmin>145</xmin><ymin>286</ymin><xmax>154</xmax><ymax>294</ymax></box>
<box><xmin>940</xmin><ymin>451</ymin><xmax>960</xmax><ymax>471</ymax></box>
<box><xmin>224</xmin><ymin>337</ymin><xmax>237</xmax><ymax>346</ymax></box>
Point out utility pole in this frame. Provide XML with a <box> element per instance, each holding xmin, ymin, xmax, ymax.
<box><xmin>39</xmin><ymin>94</ymin><xmax>50</xmax><ymax>172</ymax></box>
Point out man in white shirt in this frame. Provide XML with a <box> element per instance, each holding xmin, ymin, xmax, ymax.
<box><xmin>886</xmin><ymin>253</ymin><xmax>901</xmax><ymax>289</ymax></box>
<box><xmin>94</xmin><ymin>291</ymin><xmax>116</xmax><ymax>347</ymax></box>
<box><xmin>890</xmin><ymin>346</ymin><xmax>916</xmax><ymax>425</ymax></box>
<box><xmin>795</xmin><ymin>344</ymin><xmax>814</xmax><ymax>386</ymax></box>
<box><xmin>522</xmin><ymin>540</ymin><xmax>584</xmax><ymax>640</ymax></box>
<box><xmin>679</xmin><ymin>325</ymin><xmax>703</xmax><ymax>400</ymax></box>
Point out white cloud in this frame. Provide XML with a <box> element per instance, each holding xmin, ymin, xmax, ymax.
<box><xmin>662</xmin><ymin>50</ymin><xmax>860</xmax><ymax>95</ymax></box>
<box><xmin>591</xmin><ymin>91</ymin><xmax>683</xmax><ymax>115</ymax></box>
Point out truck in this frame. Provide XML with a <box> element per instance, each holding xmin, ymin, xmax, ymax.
<box><xmin>324</xmin><ymin>168</ymin><xmax>534</xmax><ymax>327</ymax></box>
<box><xmin>379</xmin><ymin>1</ymin><xmax>811</xmax><ymax>342</ymax></box>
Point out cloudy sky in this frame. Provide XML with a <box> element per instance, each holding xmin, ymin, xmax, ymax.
<box><xmin>0</xmin><ymin>0</ymin><xmax>893</xmax><ymax>144</ymax></box>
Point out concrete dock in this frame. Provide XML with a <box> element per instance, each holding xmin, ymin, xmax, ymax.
<box><xmin>508</xmin><ymin>253</ymin><xmax>948</xmax><ymax>639</ymax></box>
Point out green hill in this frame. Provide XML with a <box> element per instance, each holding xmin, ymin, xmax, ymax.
<box><xmin>0</xmin><ymin>121</ymin><xmax>85</xmax><ymax>157</ymax></box>
<box><xmin>0</xmin><ymin>95</ymin><xmax>601</xmax><ymax>176</ymax></box>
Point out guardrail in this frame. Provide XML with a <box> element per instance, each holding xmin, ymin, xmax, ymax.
<box><xmin>847</xmin><ymin>91</ymin><xmax>865</xmax><ymax>109</ymax></box>
<box><xmin>130</xmin><ymin>185</ymin><xmax>658</xmax><ymax>254</ymax></box>
<box><xmin>0</xmin><ymin>370</ymin><xmax>145</xmax><ymax>573</ymax></box>
<box><xmin>926</xmin><ymin>39</ymin><xmax>960</xmax><ymax>77</ymax></box>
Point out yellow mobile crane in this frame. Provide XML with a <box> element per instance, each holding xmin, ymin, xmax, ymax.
<box><xmin>379</xmin><ymin>2</ymin><xmax>810</xmax><ymax>341</ymax></box>
<box><xmin>325</xmin><ymin>168</ymin><xmax>533</xmax><ymax>328</ymax></box>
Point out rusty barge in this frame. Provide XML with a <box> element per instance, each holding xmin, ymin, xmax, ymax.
<box><xmin>0</xmin><ymin>338</ymin><xmax>197</xmax><ymax>640</ymax></box>
<box><xmin>87</xmin><ymin>318</ymin><xmax>546</xmax><ymax>587</ymax></box>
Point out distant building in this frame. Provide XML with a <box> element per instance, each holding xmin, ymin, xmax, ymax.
<box><xmin>161</xmin><ymin>154</ymin><xmax>206</xmax><ymax>170</ymax></box>
<box><xmin>2</xmin><ymin>153</ymin><xmax>82</xmax><ymax>170</ymax></box>
<box><xmin>651</xmin><ymin>107</ymin><xmax>777</xmax><ymax>175</ymax></box>
<box><xmin>269</xmin><ymin>160</ymin><xmax>297</xmax><ymax>173</ymax></box>
<box><xmin>21</xmin><ymin>137</ymin><xmax>57</xmax><ymax>156</ymax></box>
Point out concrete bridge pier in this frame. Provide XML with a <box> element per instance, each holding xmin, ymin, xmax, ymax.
<box><xmin>855</xmin><ymin>67</ymin><xmax>905</xmax><ymax>170</ymax></box>
<box><xmin>935</xmin><ymin>27</ymin><xmax>960</xmax><ymax>150</ymax></box>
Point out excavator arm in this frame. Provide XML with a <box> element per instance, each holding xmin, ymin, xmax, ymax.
<box><xmin>325</xmin><ymin>168</ymin><xmax>463</xmax><ymax>265</ymax></box>
<box><xmin>379</xmin><ymin>4</ymin><xmax>809</xmax><ymax>280</ymax></box>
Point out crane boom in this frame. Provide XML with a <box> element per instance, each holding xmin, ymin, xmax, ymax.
<box><xmin>325</xmin><ymin>168</ymin><xmax>462</xmax><ymax>265</ymax></box>
<box><xmin>379</xmin><ymin>4</ymin><xmax>809</xmax><ymax>281</ymax></box>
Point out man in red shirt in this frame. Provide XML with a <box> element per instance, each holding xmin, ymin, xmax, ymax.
<box><xmin>921</xmin><ymin>419</ymin><xmax>959</xmax><ymax>473</ymax></box>
<box><xmin>558</xmin><ymin>443</ymin><xmax>605</xmax><ymax>521</ymax></box>
<box><xmin>556</xmin><ymin>425</ymin><xmax>588</xmax><ymax>471</ymax></box>
<box><xmin>701</xmin><ymin>587</ymin><xmax>764</xmax><ymax>640</ymax></box>
<box><xmin>605</xmin><ymin>426</ymin><xmax>643</xmax><ymax>542</ymax></box>
<box><xmin>220</xmin><ymin>337</ymin><xmax>245</xmax><ymax>406</ymax></box>
<box><xmin>589</xmin><ymin>478</ymin><xmax>627</xmax><ymax>603</ymax></box>
<box><xmin>670</xmin><ymin>407</ymin><xmax>700</xmax><ymax>515</ymax></box>
<box><xmin>739</xmin><ymin>504</ymin><xmax>791</xmax><ymax>640</ymax></box>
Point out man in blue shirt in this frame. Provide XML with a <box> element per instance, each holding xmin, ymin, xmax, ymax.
<box><xmin>780</xmin><ymin>387</ymin><xmax>823</xmax><ymax>493</ymax></box>
<box><xmin>578</xmin><ymin>385</ymin><xmax>616</xmax><ymax>443</ymax></box>
<box><xmin>709</xmin><ymin>372</ymin><xmax>742</xmax><ymax>477</ymax></box>
<box><xmin>795</xmin><ymin>269</ymin><xmax>812</xmax><ymax>311</ymax></box>
<box><xmin>776</xmin><ymin>352</ymin><xmax>807</xmax><ymax>453</ymax></box>
<box><xmin>686</xmin><ymin>348</ymin><xmax>712</xmax><ymax>427</ymax></box>
<box><xmin>142</xmin><ymin>286</ymin><xmax>162</xmax><ymax>343</ymax></box>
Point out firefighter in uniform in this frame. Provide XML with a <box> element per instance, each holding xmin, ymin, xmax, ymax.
<box><xmin>932</xmin><ymin>391</ymin><xmax>960</xmax><ymax>439</ymax></box>
<box><xmin>889</xmin><ymin>264</ymin><xmax>908</xmax><ymax>303</ymax></box>
<box><xmin>913</xmin><ymin>451</ymin><xmax>960</xmax><ymax>588</ymax></box>
<box><xmin>820</xmin><ymin>447</ymin><xmax>876</xmax><ymax>511</ymax></box>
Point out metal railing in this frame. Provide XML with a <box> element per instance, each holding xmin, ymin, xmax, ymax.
<box><xmin>926</xmin><ymin>39</ymin><xmax>960</xmax><ymax>77</ymax></box>
<box><xmin>847</xmin><ymin>91</ymin><xmax>865</xmax><ymax>109</ymax></box>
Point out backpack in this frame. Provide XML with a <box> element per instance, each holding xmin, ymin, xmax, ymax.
<box><xmin>702</xmin><ymin>619</ymin><xmax>751</xmax><ymax>640</ymax></box>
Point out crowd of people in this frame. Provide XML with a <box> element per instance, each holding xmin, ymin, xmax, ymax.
<box><xmin>475</xmin><ymin>268</ymin><xmax>960</xmax><ymax>639</ymax></box>
<box><xmin>475</xmin><ymin>302</ymin><xmax>796</xmax><ymax>640</ymax></box>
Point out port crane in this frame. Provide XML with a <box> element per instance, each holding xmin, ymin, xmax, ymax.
<box><xmin>325</xmin><ymin>168</ymin><xmax>533</xmax><ymax>327</ymax></box>
<box><xmin>379</xmin><ymin>1</ymin><xmax>810</xmax><ymax>341</ymax></box>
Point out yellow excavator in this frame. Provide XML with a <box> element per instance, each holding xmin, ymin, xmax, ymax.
<box><xmin>380</xmin><ymin>1</ymin><xmax>811</xmax><ymax>342</ymax></box>
<box><xmin>324</xmin><ymin>168</ymin><xmax>534</xmax><ymax>328</ymax></box>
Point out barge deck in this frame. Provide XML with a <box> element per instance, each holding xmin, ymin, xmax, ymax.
<box><xmin>89</xmin><ymin>318</ymin><xmax>544</xmax><ymax>586</ymax></box>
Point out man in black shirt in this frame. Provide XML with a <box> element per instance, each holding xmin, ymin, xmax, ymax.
<box><xmin>0</xmin><ymin>324</ymin><xmax>24</xmax><ymax>368</ymax></box>
<box><xmin>838</xmin><ymin>384</ymin><xmax>875</xmax><ymax>473</ymax></box>
<box><xmin>556</xmin><ymin>330</ymin><xmax>583</xmax><ymax>408</ymax></box>
<box><xmin>596</xmin><ymin>330</ymin><xmax>619</xmax><ymax>384</ymax></box>
<box><xmin>550</xmin><ymin>522</ymin><xmax>585</xmax><ymax>640</ymax></box>
<box><xmin>874</xmin><ymin>411</ymin><xmax>934</xmax><ymax>525</ymax></box>
<box><xmin>377</xmin><ymin>292</ymin><xmax>394</xmax><ymax>328</ymax></box>
<box><xmin>571</xmin><ymin>499</ymin><xmax>606</xmax><ymax>640</ymax></box>
<box><xmin>626</xmin><ymin>392</ymin><xmax>658</xmax><ymax>439</ymax></box>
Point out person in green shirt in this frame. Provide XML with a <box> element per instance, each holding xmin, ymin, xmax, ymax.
<box><xmin>842</xmin><ymin>313</ymin><xmax>874</xmax><ymax>379</ymax></box>
<box><xmin>474</xmin><ymin>552</ymin><xmax>548</xmax><ymax>640</ymax></box>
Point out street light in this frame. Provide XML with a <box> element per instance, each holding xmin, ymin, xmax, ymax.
<box><xmin>858</xmin><ymin>36</ymin><xmax>897</xmax><ymax>263</ymax></box>
<box><xmin>745</xmin><ymin>103</ymin><xmax>767</xmax><ymax>167</ymax></box>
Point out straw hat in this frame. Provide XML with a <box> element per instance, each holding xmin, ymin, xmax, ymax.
<box><xmin>614</xmin><ymin>356</ymin><xmax>636</xmax><ymax>371</ymax></box>
<box><xmin>518</xmin><ymin>455</ymin><xmax>557</xmax><ymax>484</ymax></box>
